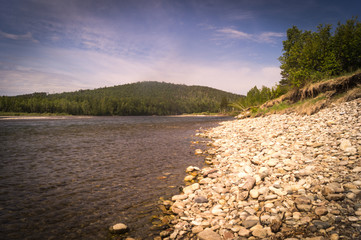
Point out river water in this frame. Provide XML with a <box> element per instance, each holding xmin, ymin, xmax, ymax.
<box><xmin>0</xmin><ymin>116</ymin><xmax>227</xmax><ymax>239</ymax></box>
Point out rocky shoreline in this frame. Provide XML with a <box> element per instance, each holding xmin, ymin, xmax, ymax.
<box><xmin>157</xmin><ymin>98</ymin><xmax>361</xmax><ymax>240</ymax></box>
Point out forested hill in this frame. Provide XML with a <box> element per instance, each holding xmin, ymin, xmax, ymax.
<box><xmin>0</xmin><ymin>81</ymin><xmax>241</xmax><ymax>116</ymax></box>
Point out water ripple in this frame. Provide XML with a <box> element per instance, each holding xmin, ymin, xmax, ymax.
<box><xmin>0</xmin><ymin>116</ymin><xmax>227</xmax><ymax>239</ymax></box>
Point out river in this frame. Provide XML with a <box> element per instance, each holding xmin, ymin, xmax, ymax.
<box><xmin>0</xmin><ymin>116</ymin><xmax>228</xmax><ymax>239</ymax></box>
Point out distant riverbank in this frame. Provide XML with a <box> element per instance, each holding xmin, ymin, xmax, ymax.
<box><xmin>0</xmin><ymin>115</ymin><xmax>92</xmax><ymax>120</ymax></box>
<box><xmin>0</xmin><ymin>113</ymin><xmax>231</xmax><ymax>120</ymax></box>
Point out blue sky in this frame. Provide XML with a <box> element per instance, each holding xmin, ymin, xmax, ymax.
<box><xmin>0</xmin><ymin>0</ymin><xmax>360</xmax><ymax>96</ymax></box>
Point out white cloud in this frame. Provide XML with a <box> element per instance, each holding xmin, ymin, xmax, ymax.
<box><xmin>0</xmin><ymin>30</ymin><xmax>38</xmax><ymax>43</ymax></box>
<box><xmin>216</xmin><ymin>27</ymin><xmax>285</xmax><ymax>43</ymax></box>
<box><xmin>0</xmin><ymin>46</ymin><xmax>281</xmax><ymax>96</ymax></box>
<box><xmin>217</xmin><ymin>28</ymin><xmax>252</xmax><ymax>40</ymax></box>
<box><xmin>0</xmin><ymin>69</ymin><xmax>85</xmax><ymax>96</ymax></box>
<box><xmin>258</xmin><ymin>32</ymin><xmax>286</xmax><ymax>43</ymax></box>
<box><xmin>155</xmin><ymin>62</ymin><xmax>281</xmax><ymax>95</ymax></box>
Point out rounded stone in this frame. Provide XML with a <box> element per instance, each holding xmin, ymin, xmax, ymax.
<box><xmin>238</xmin><ymin>227</ymin><xmax>251</xmax><ymax>237</ymax></box>
<box><xmin>192</xmin><ymin>226</ymin><xmax>204</xmax><ymax>234</ymax></box>
<box><xmin>330</xmin><ymin>233</ymin><xmax>339</xmax><ymax>240</ymax></box>
<box><xmin>109</xmin><ymin>223</ymin><xmax>129</xmax><ymax>234</ymax></box>
<box><xmin>250</xmin><ymin>189</ymin><xmax>259</xmax><ymax>199</ymax></box>
<box><xmin>348</xmin><ymin>216</ymin><xmax>358</xmax><ymax>222</ymax></box>
<box><xmin>194</xmin><ymin>196</ymin><xmax>209</xmax><ymax>203</ymax></box>
<box><xmin>252</xmin><ymin>227</ymin><xmax>267</xmax><ymax>238</ymax></box>
<box><xmin>242</xmin><ymin>215</ymin><xmax>259</xmax><ymax>229</ymax></box>
<box><xmin>315</xmin><ymin>206</ymin><xmax>328</xmax><ymax>216</ymax></box>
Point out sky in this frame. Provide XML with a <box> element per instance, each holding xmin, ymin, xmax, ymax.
<box><xmin>0</xmin><ymin>0</ymin><xmax>360</xmax><ymax>96</ymax></box>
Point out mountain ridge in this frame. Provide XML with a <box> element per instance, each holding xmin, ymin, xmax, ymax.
<box><xmin>0</xmin><ymin>81</ymin><xmax>242</xmax><ymax>116</ymax></box>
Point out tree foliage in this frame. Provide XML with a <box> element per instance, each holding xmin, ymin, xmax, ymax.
<box><xmin>279</xmin><ymin>17</ymin><xmax>361</xmax><ymax>87</ymax></box>
<box><xmin>230</xmin><ymin>85</ymin><xmax>287</xmax><ymax>111</ymax></box>
<box><xmin>0</xmin><ymin>81</ymin><xmax>240</xmax><ymax>115</ymax></box>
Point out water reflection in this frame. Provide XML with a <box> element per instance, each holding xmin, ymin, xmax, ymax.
<box><xmin>0</xmin><ymin>116</ymin><xmax>227</xmax><ymax>239</ymax></box>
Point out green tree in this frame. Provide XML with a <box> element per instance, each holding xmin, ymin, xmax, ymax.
<box><xmin>279</xmin><ymin>17</ymin><xmax>360</xmax><ymax>88</ymax></box>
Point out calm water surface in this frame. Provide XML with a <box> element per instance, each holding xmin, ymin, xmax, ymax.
<box><xmin>0</xmin><ymin>116</ymin><xmax>228</xmax><ymax>239</ymax></box>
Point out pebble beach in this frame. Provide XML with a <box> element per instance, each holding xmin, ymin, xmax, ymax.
<box><xmin>159</xmin><ymin>98</ymin><xmax>361</xmax><ymax>240</ymax></box>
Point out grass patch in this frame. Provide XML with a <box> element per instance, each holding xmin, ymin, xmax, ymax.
<box><xmin>250</xmin><ymin>94</ymin><xmax>329</xmax><ymax>116</ymax></box>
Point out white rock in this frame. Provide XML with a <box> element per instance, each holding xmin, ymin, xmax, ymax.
<box><xmin>250</xmin><ymin>189</ymin><xmax>259</xmax><ymax>199</ymax></box>
<box><xmin>211</xmin><ymin>205</ymin><xmax>224</xmax><ymax>216</ymax></box>
<box><xmin>340</xmin><ymin>139</ymin><xmax>352</xmax><ymax>151</ymax></box>
<box><xmin>183</xmin><ymin>185</ymin><xmax>194</xmax><ymax>195</ymax></box>
<box><xmin>172</xmin><ymin>194</ymin><xmax>188</xmax><ymax>201</ymax></box>
<box><xmin>259</xmin><ymin>167</ymin><xmax>269</xmax><ymax>178</ymax></box>
<box><xmin>186</xmin><ymin>166</ymin><xmax>200</xmax><ymax>173</ymax></box>
<box><xmin>266</xmin><ymin>158</ymin><xmax>278</xmax><ymax>167</ymax></box>
<box><xmin>109</xmin><ymin>223</ymin><xmax>129</xmax><ymax>234</ymax></box>
<box><xmin>198</xmin><ymin>228</ymin><xmax>221</xmax><ymax>240</ymax></box>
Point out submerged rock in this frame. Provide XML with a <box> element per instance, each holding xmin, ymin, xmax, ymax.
<box><xmin>109</xmin><ymin>223</ymin><xmax>129</xmax><ymax>234</ymax></box>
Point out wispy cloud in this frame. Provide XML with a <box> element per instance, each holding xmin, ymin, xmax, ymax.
<box><xmin>0</xmin><ymin>30</ymin><xmax>39</xmax><ymax>43</ymax></box>
<box><xmin>258</xmin><ymin>32</ymin><xmax>285</xmax><ymax>43</ymax></box>
<box><xmin>0</xmin><ymin>45</ymin><xmax>281</xmax><ymax>96</ymax></box>
<box><xmin>217</xmin><ymin>28</ymin><xmax>252</xmax><ymax>40</ymax></box>
<box><xmin>216</xmin><ymin>27</ymin><xmax>285</xmax><ymax>43</ymax></box>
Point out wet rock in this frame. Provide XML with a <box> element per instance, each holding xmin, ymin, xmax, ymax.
<box><xmin>172</xmin><ymin>194</ymin><xmax>187</xmax><ymax>201</ymax></box>
<box><xmin>109</xmin><ymin>223</ymin><xmax>129</xmax><ymax>234</ymax></box>
<box><xmin>186</xmin><ymin>166</ymin><xmax>200</xmax><ymax>173</ymax></box>
<box><xmin>184</xmin><ymin>175</ymin><xmax>196</xmax><ymax>182</ymax></box>
<box><xmin>195</xmin><ymin>149</ymin><xmax>203</xmax><ymax>155</ymax></box>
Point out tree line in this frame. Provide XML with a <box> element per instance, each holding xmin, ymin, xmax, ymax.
<box><xmin>0</xmin><ymin>82</ymin><xmax>240</xmax><ymax>115</ymax></box>
<box><xmin>232</xmin><ymin>17</ymin><xmax>361</xmax><ymax>110</ymax></box>
<box><xmin>279</xmin><ymin>17</ymin><xmax>361</xmax><ymax>87</ymax></box>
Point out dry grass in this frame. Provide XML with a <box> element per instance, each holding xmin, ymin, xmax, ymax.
<box><xmin>254</xmin><ymin>71</ymin><xmax>361</xmax><ymax>117</ymax></box>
